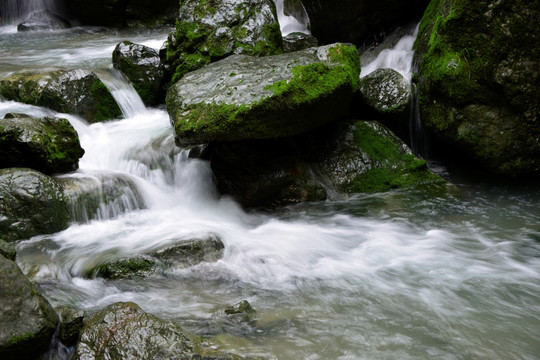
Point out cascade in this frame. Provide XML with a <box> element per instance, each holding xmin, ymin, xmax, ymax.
<box><xmin>273</xmin><ymin>0</ymin><xmax>310</xmax><ymax>36</ymax></box>
<box><xmin>360</xmin><ymin>23</ymin><xmax>419</xmax><ymax>81</ymax></box>
<box><xmin>0</xmin><ymin>0</ymin><xmax>62</xmax><ymax>24</ymax></box>
<box><xmin>409</xmin><ymin>83</ymin><xmax>429</xmax><ymax>157</ymax></box>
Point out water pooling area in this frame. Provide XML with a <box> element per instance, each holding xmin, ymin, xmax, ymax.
<box><xmin>1</xmin><ymin>14</ymin><xmax>540</xmax><ymax>360</ymax></box>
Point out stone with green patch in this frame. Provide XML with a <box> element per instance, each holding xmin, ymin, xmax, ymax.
<box><xmin>414</xmin><ymin>0</ymin><xmax>540</xmax><ymax>175</ymax></box>
<box><xmin>167</xmin><ymin>43</ymin><xmax>360</xmax><ymax>145</ymax></box>
<box><xmin>0</xmin><ymin>114</ymin><xmax>84</xmax><ymax>174</ymax></box>
<box><xmin>0</xmin><ymin>69</ymin><xmax>121</xmax><ymax>122</ymax></box>
<box><xmin>359</xmin><ymin>68</ymin><xmax>411</xmax><ymax>117</ymax></box>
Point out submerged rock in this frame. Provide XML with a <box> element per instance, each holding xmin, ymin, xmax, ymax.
<box><xmin>359</xmin><ymin>68</ymin><xmax>411</xmax><ymax>116</ymax></box>
<box><xmin>0</xmin><ymin>168</ymin><xmax>70</xmax><ymax>242</ymax></box>
<box><xmin>164</xmin><ymin>0</ymin><xmax>283</xmax><ymax>83</ymax></box>
<box><xmin>167</xmin><ymin>43</ymin><xmax>360</xmax><ymax>145</ymax></box>
<box><xmin>0</xmin><ymin>69</ymin><xmax>121</xmax><ymax>122</ymax></box>
<box><xmin>113</xmin><ymin>41</ymin><xmax>164</xmax><ymax>105</ymax></box>
<box><xmin>0</xmin><ymin>256</ymin><xmax>59</xmax><ymax>359</ymax></box>
<box><xmin>17</xmin><ymin>9</ymin><xmax>71</xmax><ymax>32</ymax></box>
<box><xmin>87</xmin><ymin>235</ymin><xmax>225</xmax><ymax>279</ymax></box>
<box><xmin>415</xmin><ymin>0</ymin><xmax>540</xmax><ymax>175</ymax></box>
<box><xmin>59</xmin><ymin>173</ymin><xmax>147</xmax><ymax>223</ymax></box>
<box><xmin>224</xmin><ymin>300</ymin><xmax>256</xmax><ymax>321</ymax></box>
<box><xmin>206</xmin><ymin>120</ymin><xmax>445</xmax><ymax>207</ymax></box>
<box><xmin>0</xmin><ymin>115</ymin><xmax>84</xmax><ymax>174</ymax></box>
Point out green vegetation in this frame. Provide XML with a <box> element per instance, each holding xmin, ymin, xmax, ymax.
<box><xmin>93</xmin><ymin>257</ymin><xmax>156</xmax><ymax>279</ymax></box>
<box><xmin>345</xmin><ymin>122</ymin><xmax>444</xmax><ymax>193</ymax></box>
<box><xmin>90</xmin><ymin>81</ymin><xmax>122</xmax><ymax>121</ymax></box>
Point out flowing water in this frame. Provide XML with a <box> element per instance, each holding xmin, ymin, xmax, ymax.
<box><xmin>1</xmin><ymin>25</ymin><xmax>539</xmax><ymax>360</ymax></box>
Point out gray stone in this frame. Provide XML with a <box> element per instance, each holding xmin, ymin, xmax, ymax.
<box><xmin>359</xmin><ymin>68</ymin><xmax>411</xmax><ymax>115</ymax></box>
<box><xmin>150</xmin><ymin>234</ymin><xmax>225</xmax><ymax>267</ymax></box>
<box><xmin>167</xmin><ymin>43</ymin><xmax>360</xmax><ymax>145</ymax></box>
<box><xmin>0</xmin><ymin>256</ymin><xmax>59</xmax><ymax>359</ymax></box>
<box><xmin>0</xmin><ymin>168</ymin><xmax>70</xmax><ymax>242</ymax></box>
<box><xmin>0</xmin><ymin>69</ymin><xmax>121</xmax><ymax>123</ymax></box>
<box><xmin>57</xmin><ymin>307</ymin><xmax>85</xmax><ymax>346</ymax></box>
<box><xmin>113</xmin><ymin>41</ymin><xmax>164</xmax><ymax>105</ymax></box>
<box><xmin>0</xmin><ymin>115</ymin><xmax>84</xmax><ymax>174</ymax></box>
<box><xmin>0</xmin><ymin>240</ymin><xmax>16</xmax><ymax>261</ymax></box>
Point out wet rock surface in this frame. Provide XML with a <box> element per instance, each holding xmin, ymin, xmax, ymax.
<box><xmin>359</xmin><ymin>68</ymin><xmax>411</xmax><ymax>116</ymax></box>
<box><xmin>17</xmin><ymin>9</ymin><xmax>71</xmax><ymax>32</ymax></box>
<box><xmin>0</xmin><ymin>114</ymin><xmax>84</xmax><ymax>174</ymax></box>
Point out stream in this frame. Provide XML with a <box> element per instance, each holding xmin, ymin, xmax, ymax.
<box><xmin>1</xmin><ymin>24</ymin><xmax>539</xmax><ymax>360</ymax></box>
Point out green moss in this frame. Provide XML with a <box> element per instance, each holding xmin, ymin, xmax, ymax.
<box><xmin>92</xmin><ymin>257</ymin><xmax>156</xmax><ymax>279</ymax></box>
<box><xmin>90</xmin><ymin>81</ymin><xmax>122</xmax><ymax>121</ymax></box>
<box><xmin>345</xmin><ymin>122</ymin><xmax>444</xmax><ymax>193</ymax></box>
<box><xmin>7</xmin><ymin>331</ymin><xmax>35</xmax><ymax>346</ymax></box>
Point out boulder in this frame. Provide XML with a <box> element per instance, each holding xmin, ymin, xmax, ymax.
<box><xmin>0</xmin><ymin>240</ymin><xmax>16</xmax><ymax>261</ymax></box>
<box><xmin>205</xmin><ymin>120</ymin><xmax>445</xmax><ymax>207</ymax></box>
<box><xmin>0</xmin><ymin>114</ymin><xmax>84</xmax><ymax>174</ymax></box>
<box><xmin>0</xmin><ymin>168</ymin><xmax>70</xmax><ymax>242</ymax></box>
<box><xmin>73</xmin><ymin>302</ymin><xmax>198</xmax><ymax>360</ymax></box>
<box><xmin>17</xmin><ymin>9</ymin><xmax>71</xmax><ymax>32</ymax></box>
<box><xmin>282</xmin><ymin>32</ymin><xmax>318</xmax><ymax>53</ymax></box>
<box><xmin>414</xmin><ymin>0</ymin><xmax>540</xmax><ymax>175</ymax></box>
<box><xmin>167</xmin><ymin>43</ymin><xmax>360</xmax><ymax>145</ymax></box>
<box><xmin>89</xmin><ymin>256</ymin><xmax>158</xmax><ymax>280</ymax></box>
<box><xmin>224</xmin><ymin>300</ymin><xmax>256</xmax><ymax>321</ymax></box>
<box><xmin>359</xmin><ymin>68</ymin><xmax>411</xmax><ymax>117</ymax></box>
<box><xmin>0</xmin><ymin>69</ymin><xmax>121</xmax><ymax>123</ymax></box>
<box><xmin>0</xmin><ymin>256</ymin><xmax>59</xmax><ymax>359</ymax></box>
<box><xmin>301</xmin><ymin>0</ymin><xmax>429</xmax><ymax>46</ymax></box>
<box><xmin>112</xmin><ymin>41</ymin><xmax>164</xmax><ymax>105</ymax></box>
<box><xmin>164</xmin><ymin>0</ymin><xmax>283</xmax><ymax>83</ymax></box>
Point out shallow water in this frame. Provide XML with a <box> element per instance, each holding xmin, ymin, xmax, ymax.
<box><xmin>1</xmin><ymin>27</ymin><xmax>539</xmax><ymax>360</ymax></box>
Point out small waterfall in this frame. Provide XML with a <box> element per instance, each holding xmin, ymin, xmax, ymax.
<box><xmin>409</xmin><ymin>83</ymin><xmax>429</xmax><ymax>157</ymax></box>
<box><xmin>97</xmin><ymin>69</ymin><xmax>147</xmax><ymax>119</ymax></box>
<box><xmin>0</xmin><ymin>0</ymin><xmax>62</xmax><ymax>24</ymax></box>
<box><xmin>273</xmin><ymin>0</ymin><xmax>311</xmax><ymax>36</ymax></box>
<box><xmin>360</xmin><ymin>24</ymin><xmax>419</xmax><ymax>81</ymax></box>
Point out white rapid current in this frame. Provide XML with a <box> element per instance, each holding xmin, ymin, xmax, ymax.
<box><xmin>360</xmin><ymin>24</ymin><xmax>419</xmax><ymax>81</ymax></box>
<box><xmin>1</xmin><ymin>27</ymin><xmax>539</xmax><ymax>360</ymax></box>
<box><xmin>273</xmin><ymin>0</ymin><xmax>311</xmax><ymax>36</ymax></box>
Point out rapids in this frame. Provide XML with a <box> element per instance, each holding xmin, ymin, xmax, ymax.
<box><xmin>0</xmin><ymin>25</ymin><xmax>539</xmax><ymax>360</ymax></box>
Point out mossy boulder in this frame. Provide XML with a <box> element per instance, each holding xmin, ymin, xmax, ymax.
<box><xmin>301</xmin><ymin>0</ymin><xmax>429</xmax><ymax>46</ymax></box>
<box><xmin>164</xmin><ymin>0</ymin><xmax>283</xmax><ymax>83</ymax></box>
<box><xmin>359</xmin><ymin>68</ymin><xmax>411</xmax><ymax>116</ymax></box>
<box><xmin>414</xmin><ymin>0</ymin><xmax>540</xmax><ymax>175</ymax></box>
<box><xmin>204</xmin><ymin>120</ymin><xmax>445</xmax><ymax>207</ymax></box>
<box><xmin>112</xmin><ymin>41</ymin><xmax>165</xmax><ymax>105</ymax></box>
<box><xmin>0</xmin><ymin>114</ymin><xmax>84</xmax><ymax>174</ymax></box>
<box><xmin>0</xmin><ymin>69</ymin><xmax>121</xmax><ymax>122</ymax></box>
<box><xmin>17</xmin><ymin>9</ymin><xmax>71</xmax><ymax>32</ymax></box>
<box><xmin>0</xmin><ymin>168</ymin><xmax>70</xmax><ymax>242</ymax></box>
<box><xmin>0</xmin><ymin>256</ymin><xmax>59</xmax><ymax>359</ymax></box>
<box><xmin>167</xmin><ymin>43</ymin><xmax>361</xmax><ymax>145</ymax></box>
<box><xmin>89</xmin><ymin>256</ymin><xmax>158</xmax><ymax>280</ymax></box>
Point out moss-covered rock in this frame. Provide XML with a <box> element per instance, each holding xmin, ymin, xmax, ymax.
<box><xmin>0</xmin><ymin>256</ymin><xmax>59</xmax><ymax>359</ymax></box>
<box><xmin>414</xmin><ymin>0</ymin><xmax>540</xmax><ymax>175</ymax></box>
<box><xmin>113</xmin><ymin>41</ymin><xmax>165</xmax><ymax>105</ymax></box>
<box><xmin>90</xmin><ymin>256</ymin><xmax>158</xmax><ymax>280</ymax></box>
<box><xmin>164</xmin><ymin>0</ymin><xmax>283</xmax><ymax>83</ymax></box>
<box><xmin>204</xmin><ymin>119</ymin><xmax>445</xmax><ymax>208</ymax></box>
<box><xmin>0</xmin><ymin>69</ymin><xmax>121</xmax><ymax>122</ymax></box>
<box><xmin>0</xmin><ymin>114</ymin><xmax>84</xmax><ymax>174</ymax></box>
<box><xmin>0</xmin><ymin>168</ymin><xmax>70</xmax><ymax>242</ymax></box>
<box><xmin>167</xmin><ymin>43</ymin><xmax>360</xmax><ymax>145</ymax></box>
